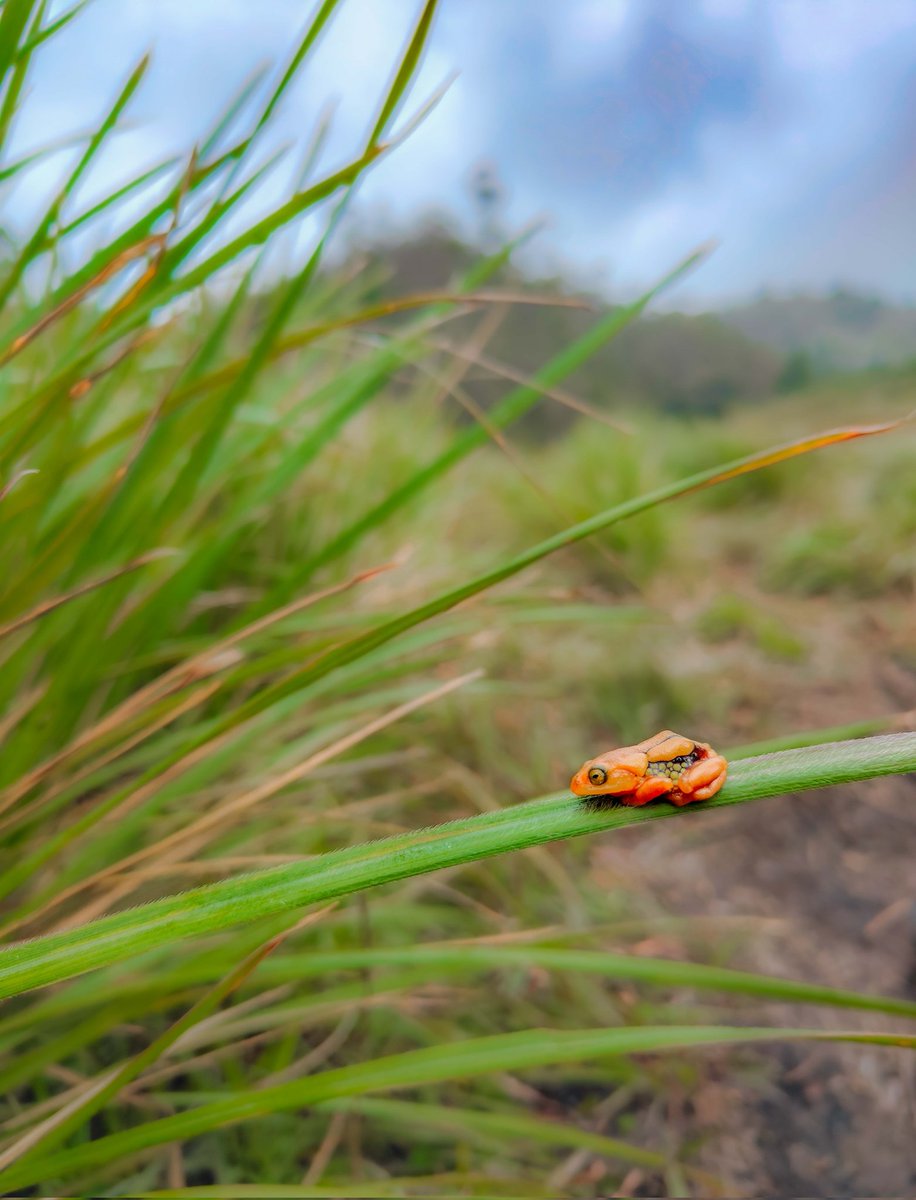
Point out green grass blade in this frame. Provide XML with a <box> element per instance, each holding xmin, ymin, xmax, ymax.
<box><xmin>0</xmin><ymin>922</ymin><xmax>300</xmax><ymax>1172</ymax></box>
<box><xmin>0</xmin><ymin>734</ymin><xmax>913</xmax><ymax>1000</ymax></box>
<box><xmin>0</xmin><ymin>0</ymin><xmax>43</xmax><ymax>150</ymax></box>
<box><xmin>366</xmin><ymin>0</ymin><xmax>439</xmax><ymax>147</ymax></box>
<box><xmin>0</xmin><ymin>131</ymin><xmax>94</xmax><ymax>185</ymax></box>
<box><xmin>14</xmin><ymin>0</ymin><xmax>89</xmax><ymax>58</ymax></box>
<box><xmin>1</xmin><ymin>1023</ymin><xmax>911</xmax><ymax>1190</ymax></box>
<box><xmin>0</xmin><ymin>0</ymin><xmax>36</xmax><ymax>86</ymax></box>
<box><xmin>321</xmin><ymin>1097</ymin><xmax>679</xmax><ymax>1175</ymax></box>
<box><xmin>56</xmin><ymin>156</ymin><xmax>181</xmax><ymax>239</ymax></box>
<box><xmin>160</xmin><ymin>144</ymin><xmax>290</xmax><ymax>278</ymax></box>
<box><xmin>157</xmin><ymin>148</ymin><xmax>380</xmax><ymax>299</ymax></box>
<box><xmin>0</xmin><ymin>52</ymin><xmax>150</xmax><ymax>306</ymax></box>
<box><xmin>245</xmin><ymin>942</ymin><xmax>916</xmax><ymax>1021</ymax></box>
<box><xmin>198</xmin><ymin>64</ymin><xmax>270</xmax><ymax>164</ymax></box>
<box><xmin>254</xmin><ymin>0</ymin><xmax>342</xmax><ymax>136</ymax></box>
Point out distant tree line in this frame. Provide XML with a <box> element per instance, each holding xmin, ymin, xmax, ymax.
<box><xmin>332</xmin><ymin>218</ymin><xmax>915</xmax><ymax>436</ymax></box>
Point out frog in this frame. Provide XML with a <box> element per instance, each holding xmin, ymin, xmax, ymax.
<box><xmin>570</xmin><ymin>730</ymin><xmax>728</xmax><ymax>808</ymax></box>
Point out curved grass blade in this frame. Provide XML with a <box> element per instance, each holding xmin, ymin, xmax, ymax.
<box><xmin>0</xmin><ymin>53</ymin><xmax>150</xmax><ymax>307</ymax></box>
<box><xmin>318</xmin><ymin>1097</ymin><xmax>716</xmax><ymax>1184</ymax></box>
<box><xmin>241</xmin><ymin>942</ymin><xmax>916</xmax><ymax>1022</ymax></box>
<box><xmin>1</xmin><ymin>1023</ymin><xmax>911</xmax><ymax>1190</ymax></box>
<box><xmin>367</xmin><ymin>0</ymin><xmax>439</xmax><ymax>148</ymax></box>
<box><xmin>0</xmin><ymin>734</ymin><xmax>913</xmax><ymax>1001</ymax></box>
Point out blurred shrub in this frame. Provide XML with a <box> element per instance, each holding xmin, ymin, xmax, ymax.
<box><xmin>696</xmin><ymin>593</ymin><xmax>806</xmax><ymax>661</ymax></box>
<box><xmin>776</xmin><ymin>350</ymin><xmax>814</xmax><ymax>393</ymax></box>
<box><xmin>870</xmin><ymin>451</ymin><xmax>916</xmax><ymax>537</ymax></box>
<box><xmin>763</xmin><ymin>522</ymin><xmax>908</xmax><ymax>597</ymax></box>
<box><xmin>589</xmin><ymin>663</ymin><xmax>695</xmax><ymax>748</ymax></box>
<box><xmin>535</xmin><ymin>423</ymin><xmax>671</xmax><ymax>585</ymax></box>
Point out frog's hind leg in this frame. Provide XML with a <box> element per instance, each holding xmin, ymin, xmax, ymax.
<box><xmin>677</xmin><ymin>755</ymin><xmax>728</xmax><ymax>803</ymax></box>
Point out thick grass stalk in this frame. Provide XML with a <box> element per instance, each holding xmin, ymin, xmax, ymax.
<box><xmin>0</xmin><ymin>734</ymin><xmax>913</xmax><ymax>1001</ymax></box>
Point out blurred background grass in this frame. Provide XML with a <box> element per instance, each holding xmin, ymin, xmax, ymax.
<box><xmin>0</xmin><ymin>0</ymin><xmax>914</xmax><ymax>1194</ymax></box>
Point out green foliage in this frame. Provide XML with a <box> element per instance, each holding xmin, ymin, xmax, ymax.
<box><xmin>4</xmin><ymin>734</ymin><xmax>912</xmax><ymax>1003</ymax></box>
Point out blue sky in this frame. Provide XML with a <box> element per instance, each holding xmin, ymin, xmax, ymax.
<box><xmin>8</xmin><ymin>0</ymin><xmax>916</xmax><ymax>304</ymax></box>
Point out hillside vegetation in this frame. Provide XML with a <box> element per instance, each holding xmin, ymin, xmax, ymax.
<box><xmin>352</xmin><ymin>219</ymin><xmax>916</xmax><ymax>424</ymax></box>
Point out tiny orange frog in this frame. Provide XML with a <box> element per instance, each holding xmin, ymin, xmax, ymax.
<box><xmin>571</xmin><ymin>730</ymin><xmax>728</xmax><ymax>808</ymax></box>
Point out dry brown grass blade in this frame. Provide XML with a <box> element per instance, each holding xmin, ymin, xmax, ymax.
<box><xmin>687</xmin><ymin>417</ymin><xmax>913</xmax><ymax>493</ymax></box>
<box><xmin>0</xmin><ymin>236</ymin><xmax>166</xmax><ymax>365</ymax></box>
<box><xmin>301</xmin><ymin>1108</ymin><xmax>349</xmax><ymax>1186</ymax></box>
<box><xmin>0</xmin><ymin>549</ymin><xmax>171</xmax><ymax>645</ymax></box>
<box><xmin>430</xmin><ymin>334</ymin><xmax>634</xmax><ymax>434</ymax></box>
<box><xmin>68</xmin><ymin>326</ymin><xmax>165</xmax><ymax>402</ymax></box>
<box><xmin>15</xmin><ymin>669</ymin><xmax>483</xmax><ymax>935</ymax></box>
<box><xmin>0</xmin><ymin>680</ymin><xmax>225</xmax><ymax>840</ymax></box>
<box><xmin>0</xmin><ymin>561</ymin><xmax>396</xmax><ymax>818</ymax></box>
<box><xmin>172</xmin><ymin>289</ymin><xmax>587</xmax><ymax>403</ymax></box>
<box><xmin>0</xmin><ymin>469</ymin><xmax>40</xmax><ymax>502</ymax></box>
<box><xmin>0</xmin><ymin>685</ymin><xmax>46</xmax><ymax>751</ymax></box>
<box><xmin>97</xmin><ymin>152</ymin><xmax>197</xmax><ymax>335</ymax></box>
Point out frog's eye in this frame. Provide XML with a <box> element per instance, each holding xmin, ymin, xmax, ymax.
<box><xmin>588</xmin><ymin>766</ymin><xmax>608</xmax><ymax>787</ymax></box>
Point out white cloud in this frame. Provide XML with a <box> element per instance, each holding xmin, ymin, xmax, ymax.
<box><xmin>554</xmin><ymin>0</ymin><xmax>635</xmax><ymax>78</ymax></box>
<box><xmin>4</xmin><ymin>0</ymin><xmax>915</xmax><ymax>301</ymax></box>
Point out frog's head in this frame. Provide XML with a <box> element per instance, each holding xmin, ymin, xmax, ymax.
<box><xmin>569</xmin><ymin>747</ymin><xmax>648</xmax><ymax>799</ymax></box>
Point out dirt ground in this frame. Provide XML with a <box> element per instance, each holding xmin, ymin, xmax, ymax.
<box><xmin>587</xmin><ymin>606</ymin><xmax>916</xmax><ymax>1196</ymax></box>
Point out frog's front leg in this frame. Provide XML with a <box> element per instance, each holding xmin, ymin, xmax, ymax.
<box><xmin>622</xmin><ymin>774</ymin><xmax>677</xmax><ymax>807</ymax></box>
<box><xmin>671</xmin><ymin>754</ymin><xmax>728</xmax><ymax>805</ymax></box>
